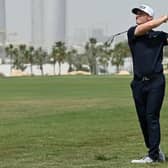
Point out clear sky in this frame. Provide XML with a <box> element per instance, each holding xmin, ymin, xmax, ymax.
<box><xmin>5</xmin><ymin>0</ymin><xmax>168</xmax><ymax>43</ymax></box>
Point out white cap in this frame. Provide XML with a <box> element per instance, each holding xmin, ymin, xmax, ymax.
<box><xmin>132</xmin><ymin>4</ymin><xmax>154</xmax><ymax>17</ymax></box>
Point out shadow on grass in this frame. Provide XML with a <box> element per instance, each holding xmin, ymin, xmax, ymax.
<box><xmin>165</xmin><ymin>155</ymin><xmax>168</xmax><ymax>162</ymax></box>
<box><xmin>94</xmin><ymin>154</ymin><xmax>118</xmax><ymax>161</ymax></box>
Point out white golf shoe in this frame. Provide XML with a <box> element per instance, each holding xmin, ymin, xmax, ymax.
<box><xmin>131</xmin><ymin>156</ymin><xmax>154</xmax><ymax>163</ymax></box>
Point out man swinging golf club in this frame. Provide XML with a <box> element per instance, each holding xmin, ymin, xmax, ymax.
<box><xmin>127</xmin><ymin>4</ymin><xmax>168</xmax><ymax>163</ymax></box>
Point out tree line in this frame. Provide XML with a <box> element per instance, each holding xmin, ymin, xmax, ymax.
<box><xmin>5</xmin><ymin>38</ymin><xmax>168</xmax><ymax>76</ymax></box>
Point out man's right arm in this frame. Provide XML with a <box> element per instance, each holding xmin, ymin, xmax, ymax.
<box><xmin>135</xmin><ymin>15</ymin><xmax>168</xmax><ymax>36</ymax></box>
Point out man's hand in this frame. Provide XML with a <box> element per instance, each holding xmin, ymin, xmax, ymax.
<box><xmin>162</xmin><ymin>15</ymin><xmax>168</xmax><ymax>23</ymax></box>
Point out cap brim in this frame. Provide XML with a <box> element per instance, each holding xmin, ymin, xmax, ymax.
<box><xmin>132</xmin><ymin>8</ymin><xmax>142</xmax><ymax>15</ymax></box>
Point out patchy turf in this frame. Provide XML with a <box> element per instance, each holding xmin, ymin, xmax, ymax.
<box><xmin>0</xmin><ymin>75</ymin><xmax>168</xmax><ymax>168</ymax></box>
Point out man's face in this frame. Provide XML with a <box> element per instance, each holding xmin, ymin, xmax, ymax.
<box><xmin>136</xmin><ymin>10</ymin><xmax>153</xmax><ymax>25</ymax></box>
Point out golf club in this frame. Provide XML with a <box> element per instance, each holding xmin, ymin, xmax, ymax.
<box><xmin>105</xmin><ymin>30</ymin><xmax>128</xmax><ymax>46</ymax></box>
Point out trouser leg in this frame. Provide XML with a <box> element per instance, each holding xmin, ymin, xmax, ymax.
<box><xmin>146</xmin><ymin>80</ymin><xmax>165</xmax><ymax>160</ymax></box>
<box><xmin>131</xmin><ymin>81</ymin><xmax>150</xmax><ymax>148</ymax></box>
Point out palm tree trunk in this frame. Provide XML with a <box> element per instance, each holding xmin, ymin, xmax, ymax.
<box><xmin>103</xmin><ymin>64</ymin><xmax>106</xmax><ymax>74</ymax></box>
<box><xmin>68</xmin><ymin>64</ymin><xmax>73</xmax><ymax>72</ymax></box>
<box><xmin>30</xmin><ymin>64</ymin><xmax>33</xmax><ymax>76</ymax></box>
<box><xmin>92</xmin><ymin>63</ymin><xmax>97</xmax><ymax>75</ymax></box>
<box><xmin>116</xmin><ymin>65</ymin><xmax>120</xmax><ymax>73</ymax></box>
<box><xmin>40</xmin><ymin>65</ymin><xmax>44</xmax><ymax>76</ymax></box>
<box><xmin>53</xmin><ymin>63</ymin><xmax>56</xmax><ymax>75</ymax></box>
<box><xmin>90</xmin><ymin>65</ymin><xmax>93</xmax><ymax>74</ymax></box>
<box><xmin>58</xmin><ymin>62</ymin><xmax>61</xmax><ymax>76</ymax></box>
<box><xmin>10</xmin><ymin>55</ymin><xmax>13</xmax><ymax>75</ymax></box>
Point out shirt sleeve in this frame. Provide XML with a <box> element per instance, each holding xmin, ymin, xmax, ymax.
<box><xmin>127</xmin><ymin>26</ymin><xmax>137</xmax><ymax>44</ymax></box>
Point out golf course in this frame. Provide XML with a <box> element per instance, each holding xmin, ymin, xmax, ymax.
<box><xmin>0</xmin><ymin>75</ymin><xmax>168</xmax><ymax>168</ymax></box>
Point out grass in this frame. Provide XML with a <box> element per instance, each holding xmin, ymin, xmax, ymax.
<box><xmin>0</xmin><ymin>75</ymin><xmax>168</xmax><ymax>168</ymax></box>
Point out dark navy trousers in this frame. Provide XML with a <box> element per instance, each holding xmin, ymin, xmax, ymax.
<box><xmin>131</xmin><ymin>74</ymin><xmax>165</xmax><ymax>161</ymax></box>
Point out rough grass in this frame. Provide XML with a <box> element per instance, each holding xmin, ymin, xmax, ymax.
<box><xmin>0</xmin><ymin>75</ymin><xmax>168</xmax><ymax>168</ymax></box>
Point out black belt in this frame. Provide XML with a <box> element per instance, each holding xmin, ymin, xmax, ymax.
<box><xmin>134</xmin><ymin>73</ymin><xmax>163</xmax><ymax>81</ymax></box>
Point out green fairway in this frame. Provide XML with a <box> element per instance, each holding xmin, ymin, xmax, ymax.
<box><xmin>0</xmin><ymin>75</ymin><xmax>168</xmax><ymax>168</ymax></box>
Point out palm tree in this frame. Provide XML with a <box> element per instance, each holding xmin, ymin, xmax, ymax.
<box><xmin>111</xmin><ymin>41</ymin><xmax>130</xmax><ymax>73</ymax></box>
<box><xmin>18</xmin><ymin>44</ymin><xmax>26</xmax><ymax>58</ymax></box>
<box><xmin>51</xmin><ymin>41</ymin><xmax>66</xmax><ymax>75</ymax></box>
<box><xmin>35</xmin><ymin>47</ymin><xmax>47</xmax><ymax>76</ymax></box>
<box><xmin>5</xmin><ymin>44</ymin><xmax>14</xmax><ymax>73</ymax></box>
<box><xmin>74</xmin><ymin>53</ymin><xmax>87</xmax><ymax>71</ymax></box>
<box><xmin>17</xmin><ymin>44</ymin><xmax>27</xmax><ymax>71</ymax></box>
<box><xmin>25</xmin><ymin>46</ymin><xmax>35</xmax><ymax>75</ymax></box>
<box><xmin>84</xmin><ymin>38</ymin><xmax>99</xmax><ymax>75</ymax></box>
<box><xmin>12</xmin><ymin>47</ymin><xmax>26</xmax><ymax>71</ymax></box>
<box><xmin>66</xmin><ymin>48</ymin><xmax>77</xmax><ymax>72</ymax></box>
<box><xmin>50</xmin><ymin>46</ymin><xmax>57</xmax><ymax>75</ymax></box>
<box><xmin>97</xmin><ymin>43</ymin><xmax>112</xmax><ymax>74</ymax></box>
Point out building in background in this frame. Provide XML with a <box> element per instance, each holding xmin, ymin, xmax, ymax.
<box><xmin>31</xmin><ymin>0</ymin><xmax>66</xmax><ymax>49</ymax></box>
<box><xmin>0</xmin><ymin>0</ymin><xmax>6</xmax><ymax>61</ymax></box>
<box><xmin>31</xmin><ymin>0</ymin><xmax>44</xmax><ymax>48</ymax></box>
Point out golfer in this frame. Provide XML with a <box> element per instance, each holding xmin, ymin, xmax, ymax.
<box><xmin>127</xmin><ymin>4</ymin><xmax>168</xmax><ymax>163</ymax></box>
